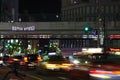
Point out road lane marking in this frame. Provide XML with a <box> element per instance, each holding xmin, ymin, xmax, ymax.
<box><xmin>25</xmin><ymin>74</ymin><xmax>43</xmax><ymax>80</ymax></box>
<box><xmin>58</xmin><ymin>77</ymin><xmax>69</xmax><ymax>80</ymax></box>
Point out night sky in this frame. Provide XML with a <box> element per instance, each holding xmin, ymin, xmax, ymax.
<box><xmin>19</xmin><ymin>0</ymin><xmax>61</xmax><ymax>14</ymax></box>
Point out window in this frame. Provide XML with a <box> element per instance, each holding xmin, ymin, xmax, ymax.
<box><xmin>86</xmin><ymin>6</ymin><xmax>90</xmax><ymax>14</ymax></box>
<box><xmin>60</xmin><ymin>39</ymin><xmax>98</xmax><ymax>48</ymax></box>
<box><xmin>105</xmin><ymin>6</ymin><xmax>109</xmax><ymax>14</ymax></box>
<box><xmin>110</xmin><ymin>6</ymin><xmax>114</xmax><ymax>13</ymax></box>
<box><xmin>83</xmin><ymin>7</ymin><xmax>86</xmax><ymax>15</ymax></box>
<box><xmin>91</xmin><ymin>6</ymin><xmax>94</xmax><ymax>14</ymax></box>
<box><xmin>76</xmin><ymin>8</ymin><xmax>79</xmax><ymax>16</ymax></box>
<box><xmin>80</xmin><ymin>7</ymin><xmax>82</xmax><ymax>15</ymax></box>
<box><xmin>115</xmin><ymin>6</ymin><xmax>119</xmax><ymax>13</ymax></box>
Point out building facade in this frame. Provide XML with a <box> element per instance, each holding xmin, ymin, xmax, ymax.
<box><xmin>61</xmin><ymin>0</ymin><xmax>120</xmax><ymax>22</ymax></box>
<box><xmin>61</xmin><ymin>0</ymin><xmax>120</xmax><ymax>55</ymax></box>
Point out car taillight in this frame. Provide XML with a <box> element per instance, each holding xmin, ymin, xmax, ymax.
<box><xmin>37</xmin><ymin>56</ymin><xmax>42</xmax><ymax>62</ymax></box>
<box><xmin>112</xmin><ymin>71</ymin><xmax>120</xmax><ymax>74</ymax></box>
<box><xmin>7</xmin><ymin>59</ymin><xmax>14</xmax><ymax>63</ymax></box>
<box><xmin>89</xmin><ymin>70</ymin><xmax>112</xmax><ymax>74</ymax></box>
<box><xmin>61</xmin><ymin>63</ymin><xmax>74</xmax><ymax>71</ymax></box>
<box><xmin>89</xmin><ymin>70</ymin><xmax>120</xmax><ymax>79</ymax></box>
<box><xmin>89</xmin><ymin>70</ymin><xmax>120</xmax><ymax>75</ymax></box>
<box><xmin>24</xmin><ymin>56</ymin><xmax>28</xmax><ymax>62</ymax></box>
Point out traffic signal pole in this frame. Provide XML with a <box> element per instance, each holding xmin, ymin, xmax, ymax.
<box><xmin>103</xmin><ymin>16</ymin><xmax>107</xmax><ymax>54</ymax></box>
<box><xmin>97</xmin><ymin>0</ymin><xmax>107</xmax><ymax>53</ymax></box>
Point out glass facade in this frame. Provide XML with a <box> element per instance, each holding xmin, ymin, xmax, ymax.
<box><xmin>60</xmin><ymin>38</ymin><xmax>97</xmax><ymax>48</ymax></box>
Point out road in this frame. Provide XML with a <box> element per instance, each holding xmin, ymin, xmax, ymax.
<box><xmin>0</xmin><ymin>66</ymin><xmax>70</xmax><ymax>80</ymax></box>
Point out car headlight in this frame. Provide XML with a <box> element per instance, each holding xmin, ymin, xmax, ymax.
<box><xmin>73</xmin><ymin>60</ymin><xmax>80</xmax><ymax>65</ymax></box>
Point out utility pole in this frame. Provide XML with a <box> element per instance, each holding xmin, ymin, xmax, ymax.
<box><xmin>103</xmin><ymin>16</ymin><xmax>106</xmax><ymax>53</ymax></box>
<box><xmin>97</xmin><ymin>0</ymin><xmax>106</xmax><ymax>53</ymax></box>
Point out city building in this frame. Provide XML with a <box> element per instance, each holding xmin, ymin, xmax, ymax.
<box><xmin>61</xmin><ymin>0</ymin><xmax>120</xmax><ymax>22</ymax></box>
<box><xmin>61</xmin><ymin>0</ymin><xmax>120</xmax><ymax>55</ymax></box>
<box><xmin>0</xmin><ymin>0</ymin><xmax>19</xmax><ymax>22</ymax></box>
<box><xmin>0</xmin><ymin>0</ymin><xmax>61</xmax><ymax>22</ymax></box>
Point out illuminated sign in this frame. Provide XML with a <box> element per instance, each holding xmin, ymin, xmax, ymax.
<box><xmin>82</xmin><ymin>48</ymin><xmax>103</xmax><ymax>54</ymax></box>
<box><xmin>110</xmin><ymin>35</ymin><xmax>120</xmax><ymax>39</ymax></box>
<box><xmin>109</xmin><ymin>48</ymin><xmax>120</xmax><ymax>52</ymax></box>
<box><xmin>48</xmin><ymin>52</ymin><xmax>56</xmax><ymax>55</ymax></box>
<box><xmin>12</xmin><ymin>26</ymin><xmax>35</xmax><ymax>31</ymax></box>
<box><xmin>82</xmin><ymin>35</ymin><xmax>98</xmax><ymax>38</ymax></box>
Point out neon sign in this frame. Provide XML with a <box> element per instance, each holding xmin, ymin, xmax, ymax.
<box><xmin>12</xmin><ymin>26</ymin><xmax>35</xmax><ymax>31</ymax></box>
<box><xmin>109</xmin><ymin>48</ymin><xmax>120</xmax><ymax>52</ymax></box>
<box><xmin>110</xmin><ymin>35</ymin><xmax>120</xmax><ymax>39</ymax></box>
<box><xmin>82</xmin><ymin>48</ymin><xmax>103</xmax><ymax>54</ymax></box>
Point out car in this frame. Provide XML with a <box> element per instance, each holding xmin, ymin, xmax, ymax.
<box><xmin>68</xmin><ymin>53</ymin><xmax>120</xmax><ymax>80</ymax></box>
<box><xmin>0</xmin><ymin>57</ymin><xmax>4</xmax><ymax>66</ymax></box>
<box><xmin>23</xmin><ymin>53</ymin><xmax>42</xmax><ymax>69</ymax></box>
<box><xmin>13</xmin><ymin>55</ymin><xmax>24</xmax><ymax>64</ymax></box>
<box><xmin>36</xmin><ymin>55</ymin><xmax>74</xmax><ymax>75</ymax></box>
<box><xmin>6</xmin><ymin>55</ymin><xmax>24</xmax><ymax>68</ymax></box>
<box><xmin>3</xmin><ymin>55</ymin><xmax>10</xmax><ymax>64</ymax></box>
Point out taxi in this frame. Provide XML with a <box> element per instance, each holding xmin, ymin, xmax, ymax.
<box><xmin>37</xmin><ymin>53</ymin><xmax>73</xmax><ymax>75</ymax></box>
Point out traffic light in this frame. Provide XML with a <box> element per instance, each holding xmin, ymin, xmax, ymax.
<box><xmin>84</xmin><ymin>27</ymin><xmax>89</xmax><ymax>31</ymax></box>
<box><xmin>83</xmin><ymin>25</ymin><xmax>91</xmax><ymax>32</ymax></box>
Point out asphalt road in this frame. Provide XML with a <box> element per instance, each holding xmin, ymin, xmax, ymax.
<box><xmin>0</xmin><ymin>66</ymin><xmax>70</xmax><ymax>80</ymax></box>
<box><xmin>21</xmin><ymin>68</ymin><xmax>70</xmax><ymax>80</ymax></box>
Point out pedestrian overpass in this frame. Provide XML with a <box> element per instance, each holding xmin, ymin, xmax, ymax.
<box><xmin>0</xmin><ymin>21</ymin><xmax>119</xmax><ymax>38</ymax></box>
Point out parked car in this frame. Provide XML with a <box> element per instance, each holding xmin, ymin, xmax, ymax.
<box><xmin>68</xmin><ymin>53</ymin><xmax>120</xmax><ymax>80</ymax></box>
<box><xmin>23</xmin><ymin>53</ymin><xmax>42</xmax><ymax>69</ymax></box>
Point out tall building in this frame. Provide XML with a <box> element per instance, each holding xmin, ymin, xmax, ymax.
<box><xmin>0</xmin><ymin>0</ymin><xmax>61</xmax><ymax>22</ymax></box>
<box><xmin>61</xmin><ymin>0</ymin><xmax>120</xmax><ymax>22</ymax></box>
<box><xmin>0</xmin><ymin>0</ymin><xmax>19</xmax><ymax>22</ymax></box>
<box><xmin>18</xmin><ymin>0</ymin><xmax>61</xmax><ymax>22</ymax></box>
